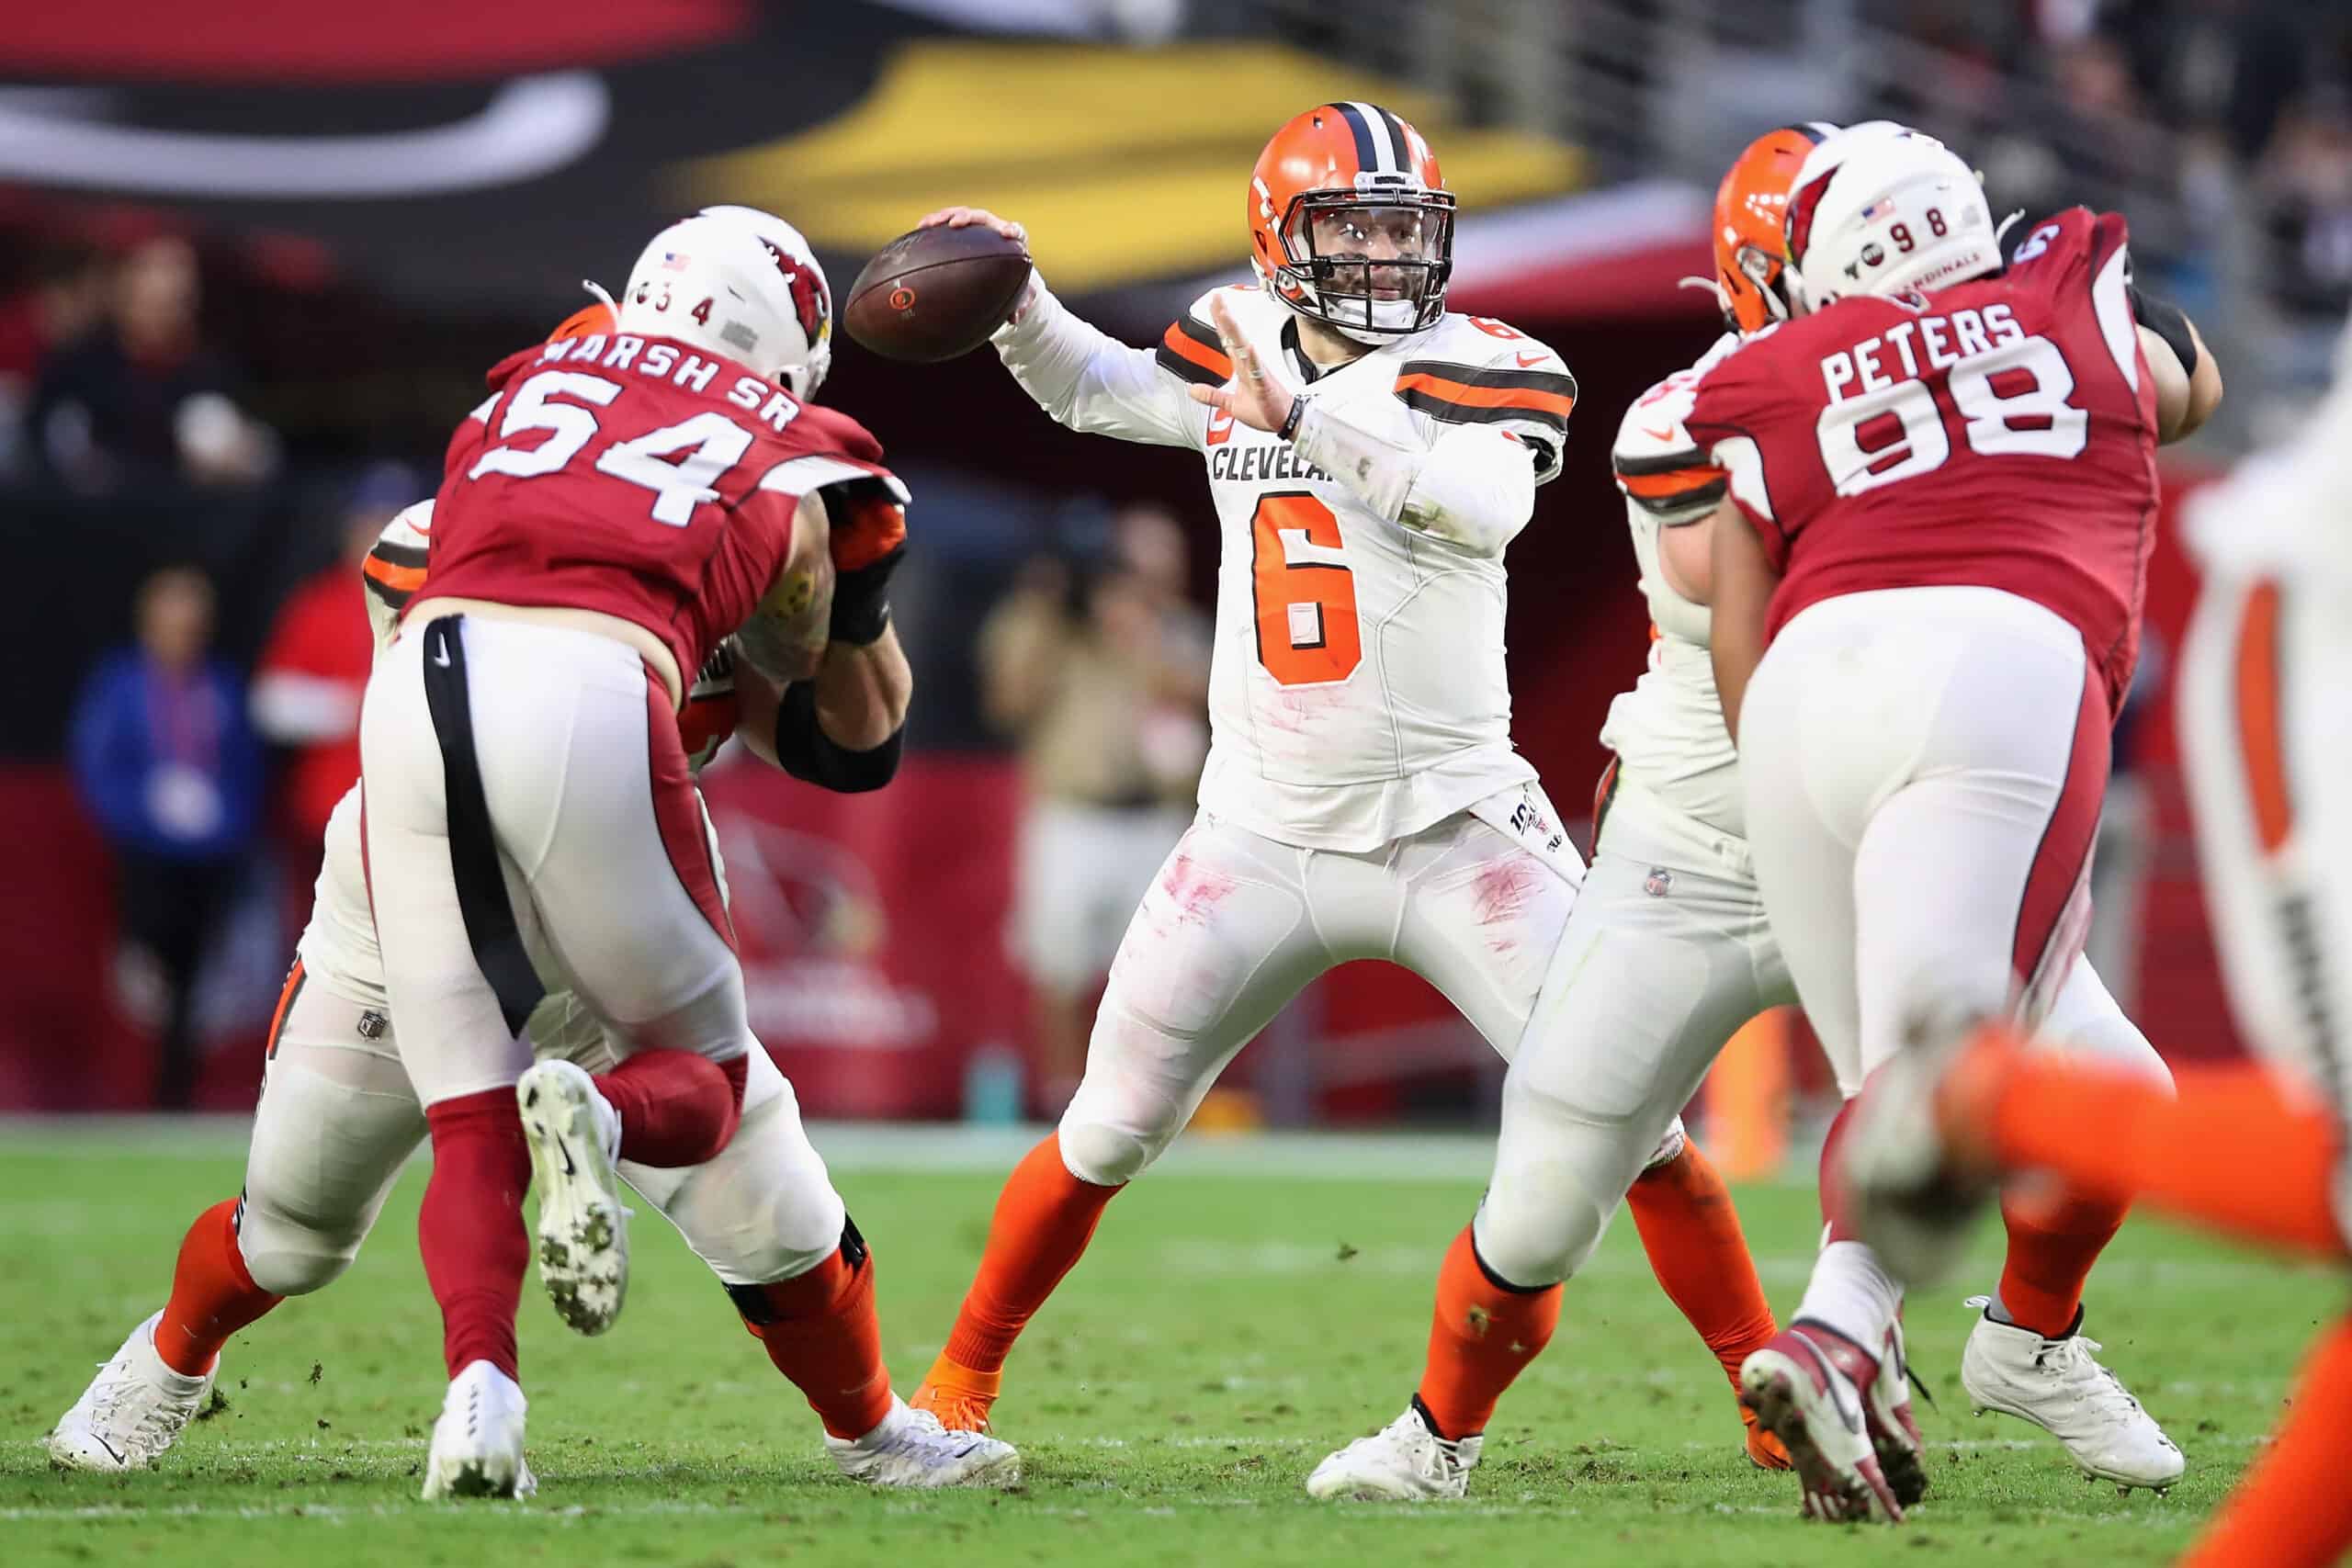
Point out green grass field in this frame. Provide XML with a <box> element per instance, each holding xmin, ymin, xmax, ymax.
<box><xmin>1</xmin><ymin>1122</ymin><xmax>2337</xmax><ymax>1567</ymax></box>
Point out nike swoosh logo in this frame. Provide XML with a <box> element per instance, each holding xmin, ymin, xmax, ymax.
<box><xmin>1514</xmin><ymin>351</ymin><xmax>1548</xmax><ymax>367</ymax></box>
<box><xmin>555</xmin><ymin>1135</ymin><xmax>577</xmax><ymax>1179</ymax></box>
<box><xmin>94</xmin><ymin>1435</ymin><xmax>125</xmax><ymax>1464</ymax></box>
<box><xmin>1641</xmin><ymin>424</ymin><xmax>1677</xmax><ymax>443</ymax></box>
<box><xmin>431</xmin><ymin>647</ymin><xmax>452</xmax><ymax>668</ymax></box>
<box><xmin>0</xmin><ymin>76</ymin><xmax>608</xmax><ymax>197</ymax></box>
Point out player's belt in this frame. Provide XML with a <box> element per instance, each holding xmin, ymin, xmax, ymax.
<box><xmin>1589</xmin><ymin>754</ymin><xmax>1622</xmax><ymax>859</ymax></box>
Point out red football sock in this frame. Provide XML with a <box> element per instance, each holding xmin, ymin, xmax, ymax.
<box><xmin>734</xmin><ymin>1235</ymin><xmax>894</xmax><ymax>1440</ymax></box>
<box><xmin>1818</xmin><ymin>1098</ymin><xmax>1860</xmax><ymax>1240</ymax></box>
<box><xmin>1995</xmin><ymin>1183</ymin><xmax>2129</xmax><ymax>1338</ymax></box>
<box><xmin>1626</xmin><ymin>1141</ymin><xmax>1781</xmax><ymax>1392</ymax></box>
<box><xmin>419</xmin><ymin>1087</ymin><xmax>532</xmax><ymax>1382</ymax></box>
<box><xmin>938</xmin><ymin>1133</ymin><xmax>1122</xmax><ymax>1374</ymax></box>
<box><xmin>594</xmin><ymin>1049</ymin><xmax>747</xmax><ymax>1168</ymax></box>
<box><xmin>153</xmin><ymin>1199</ymin><xmax>284</xmax><ymax>1377</ymax></box>
<box><xmin>1959</xmin><ymin>1039</ymin><xmax>2347</xmax><ymax>1258</ymax></box>
<box><xmin>1415</xmin><ymin>1224</ymin><xmax>1563</xmax><ymax>1440</ymax></box>
<box><xmin>2179</xmin><ymin>1316</ymin><xmax>2352</xmax><ymax>1568</ymax></box>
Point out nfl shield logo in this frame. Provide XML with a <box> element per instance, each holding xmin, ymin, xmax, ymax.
<box><xmin>1645</xmin><ymin>867</ymin><xmax>1673</xmax><ymax>898</ymax></box>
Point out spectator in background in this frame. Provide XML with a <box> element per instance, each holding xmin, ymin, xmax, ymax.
<box><xmin>0</xmin><ymin>240</ymin><xmax>107</xmax><ymax>479</ymax></box>
<box><xmin>28</xmin><ymin>234</ymin><xmax>272</xmax><ymax>494</ymax></box>
<box><xmin>69</xmin><ymin>566</ymin><xmax>264</xmax><ymax>1109</ymax></box>
<box><xmin>2261</xmin><ymin>85</ymin><xmax>2352</xmax><ymax>321</ymax></box>
<box><xmin>252</xmin><ymin>463</ymin><xmax>417</xmax><ymax>869</ymax></box>
<box><xmin>980</xmin><ymin>504</ymin><xmax>1211</xmax><ymax>1110</ymax></box>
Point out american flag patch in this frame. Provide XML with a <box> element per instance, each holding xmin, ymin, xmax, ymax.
<box><xmin>662</xmin><ymin>251</ymin><xmax>691</xmax><ymax>271</ymax></box>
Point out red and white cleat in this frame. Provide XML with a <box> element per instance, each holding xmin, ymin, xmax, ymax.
<box><xmin>1739</xmin><ymin>1320</ymin><xmax>1908</xmax><ymax>1522</ymax></box>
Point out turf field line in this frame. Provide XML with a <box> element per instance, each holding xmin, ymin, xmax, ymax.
<box><xmin>0</xmin><ymin>1117</ymin><xmax>1813</xmax><ymax>1187</ymax></box>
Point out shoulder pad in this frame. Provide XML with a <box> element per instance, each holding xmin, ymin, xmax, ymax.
<box><xmin>1157</xmin><ymin>285</ymin><xmax>1250</xmax><ymax>389</ymax></box>
<box><xmin>362</xmin><ymin>502</ymin><xmax>432</xmax><ymax>625</ymax></box>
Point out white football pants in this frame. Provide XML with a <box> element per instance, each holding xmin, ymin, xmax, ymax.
<box><xmin>236</xmin><ymin>976</ymin><xmax>844</xmax><ymax>1298</ymax></box>
<box><xmin>1055</xmin><ymin>786</ymin><xmax>1586</xmax><ymax>1188</ymax></box>
<box><xmin>361</xmin><ymin>614</ymin><xmax>752</xmax><ymax>1108</ymax></box>
<box><xmin>2179</xmin><ymin>568</ymin><xmax>2352</xmax><ymax>1156</ymax></box>
<box><xmin>1470</xmin><ymin>768</ymin><xmax>2165</xmax><ymax>1291</ymax></box>
<box><xmin>1740</xmin><ymin>587</ymin><xmax>2109</xmax><ymax>1091</ymax></box>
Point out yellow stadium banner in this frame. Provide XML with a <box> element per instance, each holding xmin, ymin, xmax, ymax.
<box><xmin>680</xmin><ymin>41</ymin><xmax>1585</xmax><ymax>293</ymax></box>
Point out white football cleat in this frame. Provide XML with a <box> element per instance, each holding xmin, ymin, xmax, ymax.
<box><xmin>422</xmin><ymin>1359</ymin><xmax>536</xmax><ymax>1500</ymax></box>
<box><xmin>47</xmin><ymin>1310</ymin><xmax>213</xmax><ymax>1472</ymax></box>
<box><xmin>1961</xmin><ymin>1298</ymin><xmax>2185</xmax><ymax>1492</ymax></box>
<box><xmin>825</xmin><ymin>1397</ymin><xmax>1022</xmax><ymax>1489</ymax></box>
<box><xmin>517</xmin><ymin>1059</ymin><xmax>629</xmax><ymax>1336</ymax></box>
<box><xmin>1740</xmin><ymin>1320</ymin><xmax>1906</xmax><ymax>1523</ymax></box>
<box><xmin>1306</xmin><ymin>1402</ymin><xmax>1482</xmax><ymax>1501</ymax></box>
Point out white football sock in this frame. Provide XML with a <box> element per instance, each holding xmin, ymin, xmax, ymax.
<box><xmin>1795</xmin><ymin>1239</ymin><xmax>1904</xmax><ymax>1348</ymax></box>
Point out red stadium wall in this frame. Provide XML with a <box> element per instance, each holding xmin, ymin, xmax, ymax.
<box><xmin>0</xmin><ymin>465</ymin><xmax>2246</xmax><ymax>1112</ymax></box>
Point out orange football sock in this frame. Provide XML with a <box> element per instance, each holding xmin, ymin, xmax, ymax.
<box><xmin>938</xmin><ymin>1133</ymin><xmax>1122</xmax><ymax>1375</ymax></box>
<box><xmin>153</xmin><ymin>1199</ymin><xmax>283</xmax><ymax>1377</ymax></box>
<box><xmin>1626</xmin><ymin>1140</ymin><xmax>1780</xmax><ymax>1393</ymax></box>
<box><xmin>1415</xmin><ymin>1224</ymin><xmax>1563</xmax><ymax>1440</ymax></box>
<box><xmin>2178</xmin><ymin>1316</ymin><xmax>2352</xmax><ymax>1568</ymax></box>
<box><xmin>735</xmin><ymin>1233</ymin><xmax>893</xmax><ymax>1440</ymax></box>
<box><xmin>1961</xmin><ymin>1039</ymin><xmax>2347</xmax><ymax>1258</ymax></box>
<box><xmin>1994</xmin><ymin>1183</ymin><xmax>2130</xmax><ymax>1338</ymax></box>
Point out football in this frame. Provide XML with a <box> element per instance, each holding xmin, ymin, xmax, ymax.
<box><xmin>843</xmin><ymin>223</ymin><xmax>1033</xmax><ymax>363</ymax></box>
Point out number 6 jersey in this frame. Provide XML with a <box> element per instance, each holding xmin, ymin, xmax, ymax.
<box><xmin>421</xmin><ymin>332</ymin><xmax>906</xmax><ymax>688</ymax></box>
<box><xmin>994</xmin><ymin>280</ymin><xmax>1577</xmax><ymax>852</ymax></box>
<box><xmin>1683</xmin><ymin>207</ymin><xmax>2159</xmax><ymax>712</ymax></box>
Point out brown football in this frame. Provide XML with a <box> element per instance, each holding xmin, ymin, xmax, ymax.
<box><xmin>843</xmin><ymin>223</ymin><xmax>1033</xmax><ymax>364</ymax></box>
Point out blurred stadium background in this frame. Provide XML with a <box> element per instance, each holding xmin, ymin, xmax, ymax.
<box><xmin>2</xmin><ymin>0</ymin><xmax>2346</xmax><ymax>1159</ymax></box>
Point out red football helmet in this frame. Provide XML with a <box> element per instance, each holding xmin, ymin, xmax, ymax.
<box><xmin>1247</xmin><ymin>103</ymin><xmax>1455</xmax><ymax>342</ymax></box>
<box><xmin>1712</xmin><ymin>123</ymin><xmax>1836</xmax><ymax>334</ymax></box>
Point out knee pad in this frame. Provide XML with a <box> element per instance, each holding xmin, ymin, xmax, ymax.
<box><xmin>239</xmin><ymin>1043</ymin><xmax>426</xmax><ymax>1296</ymax></box>
<box><xmin>1056</xmin><ymin>1115</ymin><xmax>1161</xmax><ymax>1188</ymax></box>
<box><xmin>647</xmin><ymin>1073</ymin><xmax>846</xmax><ymax>1286</ymax></box>
<box><xmin>1473</xmin><ymin>1168</ymin><xmax>1615</xmax><ymax>1290</ymax></box>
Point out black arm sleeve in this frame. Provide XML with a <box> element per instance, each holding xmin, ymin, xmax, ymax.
<box><xmin>771</xmin><ymin>680</ymin><xmax>903</xmax><ymax>793</ymax></box>
<box><xmin>2126</xmin><ymin>284</ymin><xmax>2199</xmax><ymax>377</ymax></box>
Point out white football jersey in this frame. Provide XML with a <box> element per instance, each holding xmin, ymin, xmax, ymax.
<box><xmin>1600</xmin><ymin>333</ymin><xmax>1747</xmax><ymax>838</ymax></box>
<box><xmin>995</xmin><ymin>282</ymin><xmax>1576</xmax><ymax>852</ymax></box>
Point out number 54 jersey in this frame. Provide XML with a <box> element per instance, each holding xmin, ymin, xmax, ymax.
<box><xmin>424</xmin><ymin>332</ymin><xmax>904</xmax><ymax>686</ymax></box>
<box><xmin>995</xmin><ymin>282</ymin><xmax>1577</xmax><ymax>852</ymax></box>
<box><xmin>1684</xmin><ymin>207</ymin><xmax>2159</xmax><ymax>713</ymax></box>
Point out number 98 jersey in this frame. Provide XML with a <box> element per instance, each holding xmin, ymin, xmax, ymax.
<box><xmin>424</xmin><ymin>331</ymin><xmax>904</xmax><ymax>686</ymax></box>
<box><xmin>1684</xmin><ymin>208</ymin><xmax>2159</xmax><ymax>712</ymax></box>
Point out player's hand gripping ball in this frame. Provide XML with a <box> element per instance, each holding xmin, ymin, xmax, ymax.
<box><xmin>845</xmin><ymin>210</ymin><xmax>1034</xmax><ymax>363</ymax></box>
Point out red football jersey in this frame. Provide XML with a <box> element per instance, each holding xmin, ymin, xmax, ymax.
<box><xmin>420</xmin><ymin>332</ymin><xmax>903</xmax><ymax>686</ymax></box>
<box><xmin>1684</xmin><ymin>208</ymin><xmax>2159</xmax><ymax>710</ymax></box>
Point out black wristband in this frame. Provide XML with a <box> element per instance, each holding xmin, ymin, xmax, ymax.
<box><xmin>769</xmin><ymin>680</ymin><xmax>904</xmax><ymax>793</ymax></box>
<box><xmin>829</xmin><ymin>542</ymin><xmax>905</xmax><ymax>646</ymax></box>
<box><xmin>2126</xmin><ymin>283</ymin><xmax>2199</xmax><ymax>377</ymax></box>
<box><xmin>1278</xmin><ymin>396</ymin><xmax>1306</xmax><ymax>443</ymax></box>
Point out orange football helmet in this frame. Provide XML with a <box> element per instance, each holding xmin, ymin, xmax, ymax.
<box><xmin>1713</xmin><ymin>123</ymin><xmax>1836</xmax><ymax>334</ymax></box>
<box><xmin>1248</xmin><ymin>102</ymin><xmax>1455</xmax><ymax>342</ymax></box>
<box><xmin>548</xmin><ymin>298</ymin><xmax>618</xmax><ymax>344</ymax></box>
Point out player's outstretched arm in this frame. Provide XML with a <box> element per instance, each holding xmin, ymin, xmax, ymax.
<box><xmin>921</xmin><ymin>208</ymin><xmax>1200</xmax><ymax>448</ymax></box>
<box><xmin>1706</xmin><ymin>496</ymin><xmax>1778</xmax><ymax>747</ymax></box>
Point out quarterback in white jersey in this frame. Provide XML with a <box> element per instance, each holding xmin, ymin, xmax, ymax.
<box><xmin>910</xmin><ymin>105</ymin><xmax>1794</xmax><ymax>1486</ymax></box>
<box><xmin>1316</xmin><ymin>126</ymin><xmax>2186</xmax><ymax>1508</ymax></box>
<box><xmin>49</xmin><ymin>301</ymin><xmax>1017</xmax><ymax>1495</ymax></box>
